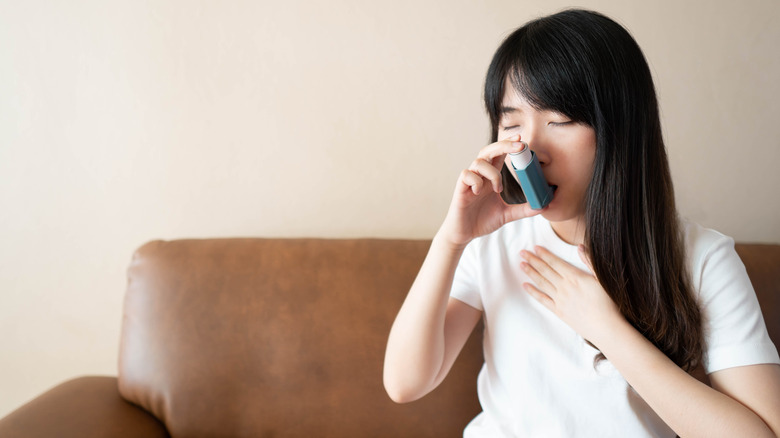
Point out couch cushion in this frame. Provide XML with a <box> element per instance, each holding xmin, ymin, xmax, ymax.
<box><xmin>118</xmin><ymin>238</ymin><xmax>482</xmax><ymax>438</ymax></box>
<box><xmin>0</xmin><ymin>376</ymin><xmax>169</xmax><ymax>438</ymax></box>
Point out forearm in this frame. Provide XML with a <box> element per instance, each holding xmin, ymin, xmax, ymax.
<box><xmin>597</xmin><ymin>319</ymin><xmax>775</xmax><ymax>438</ymax></box>
<box><xmin>383</xmin><ymin>233</ymin><xmax>466</xmax><ymax>402</ymax></box>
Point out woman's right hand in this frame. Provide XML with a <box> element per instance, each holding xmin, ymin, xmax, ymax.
<box><xmin>386</xmin><ymin>137</ymin><xmax>536</xmax><ymax>403</ymax></box>
<box><xmin>438</xmin><ymin>135</ymin><xmax>542</xmax><ymax>248</ymax></box>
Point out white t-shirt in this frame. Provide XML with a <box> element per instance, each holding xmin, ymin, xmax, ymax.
<box><xmin>450</xmin><ymin>214</ymin><xmax>780</xmax><ymax>437</ymax></box>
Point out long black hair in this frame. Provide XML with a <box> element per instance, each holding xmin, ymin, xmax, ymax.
<box><xmin>485</xmin><ymin>9</ymin><xmax>702</xmax><ymax>371</ymax></box>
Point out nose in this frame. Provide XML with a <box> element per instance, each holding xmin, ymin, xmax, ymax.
<box><xmin>532</xmin><ymin>147</ymin><xmax>549</xmax><ymax>166</ymax></box>
<box><xmin>522</xmin><ymin>131</ymin><xmax>550</xmax><ymax>166</ymax></box>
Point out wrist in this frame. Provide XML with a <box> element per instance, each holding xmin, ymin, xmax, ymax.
<box><xmin>591</xmin><ymin>315</ymin><xmax>639</xmax><ymax>357</ymax></box>
<box><xmin>432</xmin><ymin>229</ymin><xmax>470</xmax><ymax>254</ymax></box>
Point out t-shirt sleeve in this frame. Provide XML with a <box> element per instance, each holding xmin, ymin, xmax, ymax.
<box><xmin>696</xmin><ymin>235</ymin><xmax>780</xmax><ymax>374</ymax></box>
<box><xmin>450</xmin><ymin>238</ymin><xmax>483</xmax><ymax>311</ymax></box>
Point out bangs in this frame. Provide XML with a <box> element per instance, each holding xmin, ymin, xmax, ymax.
<box><xmin>485</xmin><ymin>19</ymin><xmax>594</xmax><ymax>134</ymax></box>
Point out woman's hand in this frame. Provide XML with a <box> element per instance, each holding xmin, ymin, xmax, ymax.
<box><xmin>520</xmin><ymin>245</ymin><xmax>624</xmax><ymax>347</ymax></box>
<box><xmin>438</xmin><ymin>135</ymin><xmax>541</xmax><ymax>248</ymax></box>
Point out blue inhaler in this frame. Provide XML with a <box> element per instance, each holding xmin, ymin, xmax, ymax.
<box><xmin>508</xmin><ymin>142</ymin><xmax>554</xmax><ymax>210</ymax></box>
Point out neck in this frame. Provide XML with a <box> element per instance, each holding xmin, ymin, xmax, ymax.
<box><xmin>550</xmin><ymin>217</ymin><xmax>587</xmax><ymax>246</ymax></box>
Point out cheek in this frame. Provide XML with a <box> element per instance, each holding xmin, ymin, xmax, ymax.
<box><xmin>567</xmin><ymin>138</ymin><xmax>597</xmax><ymax>185</ymax></box>
<box><xmin>580</xmin><ymin>150</ymin><xmax>597</xmax><ymax>184</ymax></box>
<box><xmin>555</xmin><ymin>150</ymin><xmax>594</xmax><ymax>202</ymax></box>
<box><xmin>563</xmin><ymin>161</ymin><xmax>594</xmax><ymax>199</ymax></box>
<box><xmin>574</xmin><ymin>157</ymin><xmax>595</xmax><ymax>185</ymax></box>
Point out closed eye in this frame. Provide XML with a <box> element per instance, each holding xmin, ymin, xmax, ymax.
<box><xmin>501</xmin><ymin>125</ymin><xmax>520</xmax><ymax>131</ymax></box>
<box><xmin>549</xmin><ymin>121</ymin><xmax>572</xmax><ymax>126</ymax></box>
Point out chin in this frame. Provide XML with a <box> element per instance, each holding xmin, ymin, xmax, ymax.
<box><xmin>538</xmin><ymin>200</ymin><xmax>581</xmax><ymax>223</ymax></box>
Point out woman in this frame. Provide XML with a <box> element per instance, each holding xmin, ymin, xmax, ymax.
<box><xmin>383</xmin><ymin>8</ymin><xmax>780</xmax><ymax>437</ymax></box>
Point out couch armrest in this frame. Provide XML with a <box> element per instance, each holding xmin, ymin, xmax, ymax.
<box><xmin>0</xmin><ymin>376</ymin><xmax>169</xmax><ymax>438</ymax></box>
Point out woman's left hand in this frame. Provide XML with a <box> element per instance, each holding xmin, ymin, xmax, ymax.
<box><xmin>520</xmin><ymin>245</ymin><xmax>625</xmax><ymax>348</ymax></box>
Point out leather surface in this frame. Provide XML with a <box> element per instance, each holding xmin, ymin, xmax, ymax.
<box><xmin>0</xmin><ymin>376</ymin><xmax>169</xmax><ymax>438</ymax></box>
<box><xmin>113</xmin><ymin>239</ymin><xmax>780</xmax><ymax>437</ymax></box>
<box><xmin>735</xmin><ymin>244</ymin><xmax>780</xmax><ymax>347</ymax></box>
<box><xmin>3</xmin><ymin>240</ymin><xmax>777</xmax><ymax>438</ymax></box>
<box><xmin>118</xmin><ymin>238</ymin><xmax>483</xmax><ymax>438</ymax></box>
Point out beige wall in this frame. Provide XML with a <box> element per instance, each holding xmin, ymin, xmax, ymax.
<box><xmin>1</xmin><ymin>0</ymin><xmax>778</xmax><ymax>418</ymax></box>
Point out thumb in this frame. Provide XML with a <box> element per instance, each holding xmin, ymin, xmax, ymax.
<box><xmin>503</xmin><ymin>202</ymin><xmax>541</xmax><ymax>224</ymax></box>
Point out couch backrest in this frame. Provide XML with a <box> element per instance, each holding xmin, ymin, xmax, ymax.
<box><xmin>118</xmin><ymin>239</ymin><xmax>779</xmax><ymax>438</ymax></box>
<box><xmin>118</xmin><ymin>239</ymin><xmax>483</xmax><ymax>438</ymax></box>
<box><xmin>735</xmin><ymin>244</ymin><xmax>780</xmax><ymax>348</ymax></box>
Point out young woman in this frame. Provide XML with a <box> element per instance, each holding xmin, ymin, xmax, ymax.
<box><xmin>383</xmin><ymin>9</ymin><xmax>780</xmax><ymax>438</ymax></box>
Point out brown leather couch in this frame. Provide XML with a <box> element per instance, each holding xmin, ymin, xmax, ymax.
<box><xmin>1</xmin><ymin>238</ymin><xmax>778</xmax><ymax>437</ymax></box>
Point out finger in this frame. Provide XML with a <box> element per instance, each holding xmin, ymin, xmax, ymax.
<box><xmin>477</xmin><ymin>136</ymin><xmax>524</xmax><ymax>168</ymax></box>
<box><xmin>459</xmin><ymin>169</ymin><xmax>485</xmax><ymax>196</ymax></box>
<box><xmin>523</xmin><ymin>282</ymin><xmax>556</xmax><ymax>312</ymax></box>
<box><xmin>520</xmin><ymin>260</ymin><xmax>557</xmax><ymax>296</ymax></box>
<box><xmin>469</xmin><ymin>158</ymin><xmax>503</xmax><ymax>193</ymax></box>
<box><xmin>502</xmin><ymin>202</ymin><xmax>543</xmax><ymax>224</ymax></box>
<box><xmin>520</xmin><ymin>249</ymin><xmax>563</xmax><ymax>283</ymax></box>
<box><xmin>534</xmin><ymin>246</ymin><xmax>581</xmax><ymax>278</ymax></box>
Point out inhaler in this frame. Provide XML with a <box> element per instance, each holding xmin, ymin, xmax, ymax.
<box><xmin>508</xmin><ymin>142</ymin><xmax>554</xmax><ymax>210</ymax></box>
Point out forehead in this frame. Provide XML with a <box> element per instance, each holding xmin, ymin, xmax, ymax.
<box><xmin>500</xmin><ymin>76</ymin><xmax>562</xmax><ymax>118</ymax></box>
<box><xmin>501</xmin><ymin>76</ymin><xmax>531</xmax><ymax>110</ymax></box>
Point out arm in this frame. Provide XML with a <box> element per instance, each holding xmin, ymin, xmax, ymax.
<box><xmin>383</xmin><ymin>135</ymin><xmax>538</xmax><ymax>403</ymax></box>
<box><xmin>520</xmin><ymin>246</ymin><xmax>780</xmax><ymax>437</ymax></box>
<box><xmin>599</xmin><ymin>318</ymin><xmax>780</xmax><ymax>437</ymax></box>
<box><xmin>383</xmin><ymin>236</ymin><xmax>482</xmax><ymax>403</ymax></box>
